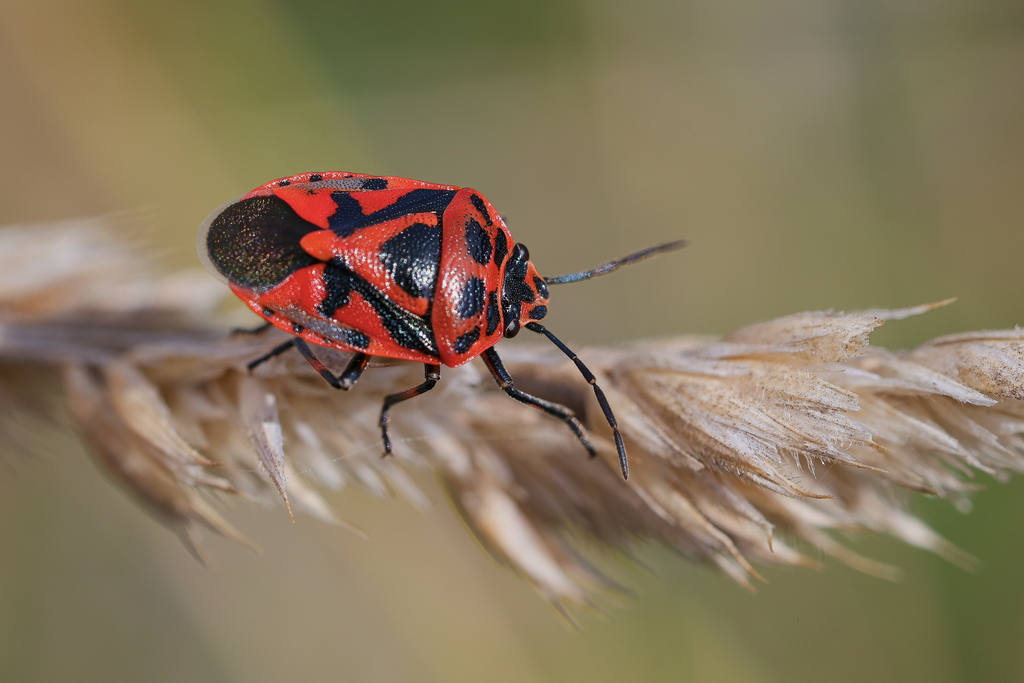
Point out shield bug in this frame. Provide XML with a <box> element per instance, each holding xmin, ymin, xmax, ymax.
<box><xmin>200</xmin><ymin>172</ymin><xmax>683</xmax><ymax>478</ymax></box>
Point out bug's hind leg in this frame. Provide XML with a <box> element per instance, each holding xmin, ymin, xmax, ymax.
<box><xmin>247</xmin><ymin>339</ymin><xmax>296</xmax><ymax>372</ymax></box>
<box><xmin>379</xmin><ymin>363</ymin><xmax>441</xmax><ymax>456</ymax></box>
<box><xmin>481</xmin><ymin>347</ymin><xmax>599</xmax><ymax>460</ymax></box>
<box><xmin>248</xmin><ymin>337</ymin><xmax>371</xmax><ymax>390</ymax></box>
<box><xmin>293</xmin><ymin>338</ymin><xmax>369</xmax><ymax>390</ymax></box>
<box><xmin>233</xmin><ymin>320</ymin><xmax>273</xmax><ymax>336</ymax></box>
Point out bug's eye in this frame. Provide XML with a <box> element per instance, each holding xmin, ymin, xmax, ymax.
<box><xmin>504</xmin><ymin>318</ymin><xmax>521</xmax><ymax>338</ymax></box>
<box><xmin>507</xmin><ymin>243</ymin><xmax>529</xmax><ymax>271</ymax></box>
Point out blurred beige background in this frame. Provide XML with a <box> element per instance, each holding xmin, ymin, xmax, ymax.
<box><xmin>1</xmin><ymin>0</ymin><xmax>1023</xmax><ymax>681</ymax></box>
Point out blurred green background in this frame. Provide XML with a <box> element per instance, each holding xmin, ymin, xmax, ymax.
<box><xmin>1</xmin><ymin>0</ymin><xmax>1023</xmax><ymax>681</ymax></box>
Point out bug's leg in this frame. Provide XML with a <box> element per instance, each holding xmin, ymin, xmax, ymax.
<box><xmin>481</xmin><ymin>347</ymin><xmax>603</xmax><ymax>462</ymax></box>
<box><xmin>247</xmin><ymin>339</ymin><xmax>296</xmax><ymax>372</ymax></box>
<box><xmin>525</xmin><ymin>322</ymin><xmax>628</xmax><ymax>479</ymax></box>
<box><xmin>294</xmin><ymin>337</ymin><xmax>370</xmax><ymax>390</ymax></box>
<box><xmin>379</xmin><ymin>363</ymin><xmax>441</xmax><ymax>456</ymax></box>
<box><xmin>233</xmin><ymin>320</ymin><xmax>273</xmax><ymax>336</ymax></box>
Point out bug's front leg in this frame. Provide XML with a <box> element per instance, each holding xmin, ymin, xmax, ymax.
<box><xmin>481</xmin><ymin>347</ymin><xmax>598</xmax><ymax>459</ymax></box>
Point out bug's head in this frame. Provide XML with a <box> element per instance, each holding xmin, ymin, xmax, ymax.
<box><xmin>501</xmin><ymin>243</ymin><xmax>549</xmax><ymax>338</ymax></box>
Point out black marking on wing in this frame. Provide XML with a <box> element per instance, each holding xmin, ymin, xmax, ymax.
<box><xmin>361</xmin><ymin>177</ymin><xmax>388</xmax><ymax>190</ymax></box>
<box><xmin>319</xmin><ymin>259</ymin><xmax>437</xmax><ymax>354</ymax></box>
<box><xmin>319</xmin><ymin>259</ymin><xmax>355</xmax><ymax>317</ymax></box>
<box><xmin>206</xmin><ymin>195</ymin><xmax>318</xmax><ymax>291</ymax></box>
<box><xmin>379</xmin><ymin>222</ymin><xmax>441</xmax><ymax>300</ymax></box>
<box><xmin>346</xmin><ymin>329</ymin><xmax>371</xmax><ymax>349</ymax></box>
<box><xmin>327</xmin><ymin>188</ymin><xmax>457</xmax><ymax>238</ymax></box>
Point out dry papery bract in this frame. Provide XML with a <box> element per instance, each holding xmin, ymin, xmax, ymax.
<box><xmin>4</xmin><ymin>220</ymin><xmax>1024</xmax><ymax>603</ymax></box>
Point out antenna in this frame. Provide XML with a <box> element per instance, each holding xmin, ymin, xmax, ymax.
<box><xmin>544</xmin><ymin>240</ymin><xmax>687</xmax><ymax>285</ymax></box>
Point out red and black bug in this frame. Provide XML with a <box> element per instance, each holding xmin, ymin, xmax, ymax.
<box><xmin>199</xmin><ymin>172</ymin><xmax>683</xmax><ymax>479</ymax></box>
